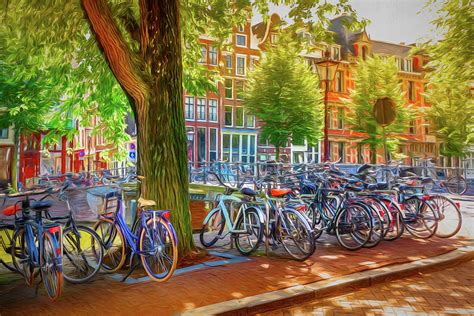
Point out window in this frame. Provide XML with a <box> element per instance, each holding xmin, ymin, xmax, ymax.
<box><xmin>186</xmin><ymin>127</ymin><xmax>194</xmax><ymax>161</ymax></box>
<box><xmin>271</xmin><ymin>33</ymin><xmax>278</xmax><ymax>44</ymax></box>
<box><xmin>338</xmin><ymin>142</ymin><xmax>345</xmax><ymax>162</ymax></box>
<box><xmin>225</xmin><ymin>54</ymin><xmax>232</xmax><ymax>70</ymax></box>
<box><xmin>208</xmin><ymin>99</ymin><xmax>218</xmax><ymax>122</ymax></box>
<box><xmin>249</xmin><ymin>57</ymin><xmax>258</xmax><ymax>71</ymax></box>
<box><xmin>235</xmin><ymin>80</ymin><xmax>244</xmax><ymax>99</ymax></box>
<box><xmin>209</xmin><ymin>46</ymin><xmax>218</xmax><ymax>65</ymax></box>
<box><xmin>197</xmin><ymin>98</ymin><xmax>206</xmax><ymax>120</ymax></box>
<box><xmin>209</xmin><ymin>128</ymin><xmax>218</xmax><ymax>161</ymax></box>
<box><xmin>225</xmin><ymin>79</ymin><xmax>233</xmax><ymax>99</ymax></box>
<box><xmin>235</xmin><ymin>107</ymin><xmax>244</xmax><ymax>127</ymax></box>
<box><xmin>395</xmin><ymin>57</ymin><xmax>402</xmax><ymax>70</ymax></box>
<box><xmin>199</xmin><ymin>46</ymin><xmax>207</xmax><ymax>64</ymax></box>
<box><xmin>331</xmin><ymin>46</ymin><xmax>340</xmax><ymax>60</ymax></box>
<box><xmin>337</xmin><ymin>108</ymin><xmax>344</xmax><ymax>129</ymax></box>
<box><xmin>247</xmin><ymin>114</ymin><xmax>255</xmax><ymax>127</ymax></box>
<box><xmin>404</xmin><ymin>59</ymin><xmax>413</xmax><ymax>72</ymax></box>
<box><xmin>223</xmin><ymin>134</ymin><xmax>231</xmax><ymax>161</ymax></box>
<box><xmin>408</xmin><ymin>81</ymin><xmax>415</xmax><ymax>101</ymax></box>
<box><xmin>184</xmin><ymin>96</ymin><xmax>194</xmax><ymax>120</ymax></box>
<box><xmin>197</xmin><ymin>128</ymin><xmax>206</xmax><ymax>162</ymax></box>
<box><xmin>236</xmin><ymin>34</ymin><xmax>246</xmax><ymax>47</ymax></box>
<box><xmin>362</xmin><ymin>46</ymin><xmax>368</xmax><ymax>60</ymax></box>
<box><xmin>380</xmin><ymin>55</ymin><xmax>388</xmax><ymax>62</ymax></box>
<box><xmin>236</xmin><ymin>56</ymin><xmax>246</xmax><ymax>76</ymax></box>
<box><xmin>225</xmin><ymin>106</ymin><xmax>233</xmax><ymax>126</ymax></box>
<box><xmin>238</xmin><ymin>25</ymin><xmax>244</xmax><ymax>32</ymax></box>
<box><xmin>335</xmin><ymin>71</ymin><xmax>344</xmax><ymax>92</ymax></box>
<box><xmin>0</xmin><ymin>127</ymin><xmax>8</xmax><ymax>139</ymax></box>
<box><xmin>409</xmin><ymin>120</ymin><xmax>416</xmax><ymax>134</ymax></box>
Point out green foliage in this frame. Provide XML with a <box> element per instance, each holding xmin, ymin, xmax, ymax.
<box><xmin>344</xmin><ymin>56</ymin><xmax>413</xmax><ymax>162</ymax></box>
<box><xmin>422</xmin><ymin>0</ymin><xmax>474</xmax><ymax>157</ymax></box>
<box><xmin>244</xmin><ymin>35</ymin><xmax>323</xmax><ymax>154</ymax></box>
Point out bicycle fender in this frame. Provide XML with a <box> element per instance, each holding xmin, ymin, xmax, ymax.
<box><xmin>283</xmin><ymin>208</ymin><xmax>313</xmax><ymax>232</ymax></box>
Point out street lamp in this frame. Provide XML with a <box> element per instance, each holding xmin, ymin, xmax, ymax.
<box><xmin>315</xmin><ymin>49</ymin><xmax>340</xmax><ymax>162</ymax></box>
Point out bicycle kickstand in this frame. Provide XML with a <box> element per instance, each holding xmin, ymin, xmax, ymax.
<box><xmin>121</xmin><ymin>254</ymin><xmax>140</xmax><ymax>282</ymax></box>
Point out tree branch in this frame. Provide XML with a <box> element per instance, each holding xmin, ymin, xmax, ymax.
<box><xmin>81</xmin><ymin>0</ymin><xmax>148</xmax><ymax>109</ymax></box>
<box><xmin>118</xmin><ymin>7</ymin><xmax>140</xmax><ymax>43</ymax></box>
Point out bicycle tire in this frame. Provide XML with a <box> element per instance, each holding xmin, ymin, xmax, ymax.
<box><xmin>234</xmin><ymin>207</ymin><xmax>263</xmax><ymax>256</ymax></box>
<box><xmin>310</xmin><ymin>203</ymin><xmax>324</xmax><ymax>240</ymax></box>
<box><xmin>62</xmin><ymin>225</ymin><xmax>103</xmax><ymax>284</ymax></box>
<box><xmin>199</xmin><ymin>210</ymin><xmax>225</xmax><ymax>247</ymax></box>
<box><xmin>40</xmin><ymin>231</ymin><xmax>63</xmax><ymax>301</ymax></box>
<box><xmin>139</xmin><ymin>216</ymin><xmax>178</xmax><ymax>282</ymax></box>
<box><xmin>356</xmin><ymin>203</ymin><xmax>384</xmax><ymax>248</ymax></box>
<box><xmin>402</xmin><ymin>197</ymin><xmax>438</xmax><ymax>239</ymax></box>
<box><xmin>380</xmin><ymin>199</ymin><xmax>405</xmax><ymax>241</ymax></box>
<box><xmin>0</xmin><ymin>225</ymin><xmax>17</xmax><ymax>272</ymax></box>
<box><xmin>428</xmin><ymin>195</ymin><xmax>462</xmax><ymax>238</ymax></box>
<box><xmin>279</xmin><ymin>209</ymin><xmax>316</xmax><ymax>261</ymax></box>
<box><xmin>93</xmin><ymin>218</ymin><xmax>126</xmax><ymax>273</ymax></box>
<box><xmin>11</xmin><ymin>227</ymin><xmax>35</xmax><ymax>285</ymax></box>
<box><xmin>446</xmin><ymin>176</ymin><xmax>468</xmax><ymax>195</ymax></box>
<box><xmin>335</xmin><ymin>204</ymin><xmax>372</xmax><ymax>250</ymax></box>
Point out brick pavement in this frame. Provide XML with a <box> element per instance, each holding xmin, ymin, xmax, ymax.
<box><xmin>263</xmin><ymin>259</ymin><xmax>474</xmax><ymax>315</ymax></box>
<box><xmin>0</xmin><ymin>235</ymin><xmax>466</xmax><ymax>315</ymax></box>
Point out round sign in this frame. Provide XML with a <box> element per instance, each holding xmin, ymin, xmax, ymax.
<box><xmin>373</xmin><ymin>97</ymin><xmax>397</xmax><ymax>126</ymax></box>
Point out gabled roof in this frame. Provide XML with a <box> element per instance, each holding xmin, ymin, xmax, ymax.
<box><xmin>371</xmin><ymin>40</ymin><xmax>412</xmax><ymax>57</ymax></box>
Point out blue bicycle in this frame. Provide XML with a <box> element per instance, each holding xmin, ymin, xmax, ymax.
<box><xmin>8</xmin><ymin>189</ymin><xmax>63</xmax><ymax>300</ymax></box>
<box><xmin>92</xmin><ymin>187</ymin><xmax>178</xmax><ymax>282</ymax></box>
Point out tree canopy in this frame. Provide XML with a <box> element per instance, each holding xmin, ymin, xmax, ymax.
<box><xmin>422</xmin><ymin>0</ymin><xmax>474</xmax><ymax>158</ymax></box>
<box><xmin>244</xmin><ymin>36</ymin><xmax>323</xmax><ymax>158</ymax></box>
<box><xmin>344</xmin><ymin>55</ymin><xmax>413</xmax><ymax>163</ymax></box>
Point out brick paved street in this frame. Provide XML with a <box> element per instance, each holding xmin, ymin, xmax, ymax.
<box><xmin>262</xmin><ymin>259</ymin><xmax>474</xmax><ymax>316</ymax></box>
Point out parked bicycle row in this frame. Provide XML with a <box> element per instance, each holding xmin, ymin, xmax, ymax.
<box><xmin>0</xmin><ymin>175</ymin><xmax>178</xmax><ymax>301</ymax></box>
<box><xmin>199</xmin><ymin>161</ymin><xmax>462</xmax><ymax>260</ymax></box>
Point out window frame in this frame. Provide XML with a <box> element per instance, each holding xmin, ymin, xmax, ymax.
<box><xmin>236</xmin><ymin>55</ymin><xmax>246</xmax><ymax>76</ymax></box>
<box><xmin>235</xmin><ymin>107</ymin><xmax>244</xmax><ymax>127</ymax></box>
<box><xmin>208</xmin><ymin>99</ymin><xmax>218</xmax><ymax>122</ymax></box>
<box><xmin>184</xmin><ymin>96</ymin><xmax>195</xmax><ymax>120</ymax></box>
<box><xmin>199</xmin><ymin>46</ymin><xmax>207</xmax><ymax>64</ymax></box>
<box><xmin>0</xmin><ymin>127</ymin><xmax>9</xmax><ymax>139</ymax></box>
<box><xmin>224</xmin><ymin>106</ymin><xmax>233</xmax><ymax>127</ymax></box>
<box><xmin>235</xmin><ymin>80</ymin><xmax>244</xmax><ymax>100</ymax></box>
<box><xmin>209</xmin><ymin>127</ymin><xmax>218</xmax><ymax>162</ymax></box>
<box><xmin>335</xmin><ymin>71</ymin><xmax>344</xmax><ymax>92</ymax></box>
<box><xmin>209</xmin><ymin>46</ymin><xmax>218</xmax><ymax>66</ymax></box>
<box><xmin>236</xmin><ymin>34</ymin><xmax>247</xmax><ymax>47</ymax></box>
<box><xmin>224</xmin><ymin>78</ymin><xmax>233</xmax><ymax>99</ymax></box>
<box><xmin>197</xmin><ymin>97</ymin><xmax>207</xmax><ymax>121</ymax></box>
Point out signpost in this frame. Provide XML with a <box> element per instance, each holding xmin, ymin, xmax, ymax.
<box><xmin>373</xmin><ymin>97</ymin><xmax>397</xmax><ymax>163</ymax></box>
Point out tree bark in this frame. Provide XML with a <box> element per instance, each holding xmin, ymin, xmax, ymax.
<box><xmin>275</xmin><ymin>146</ymin><xmax>280</xmax><ymax>161</ymax></box>
<box><xmin>82</xmin><ymin>0</ymin><xmax>195</xmax><ymax>255</ymax></box>
<box><xmin>370</xmin><ymin>144</ymin><xmax>377</xmax><ymax>164</ymax></box>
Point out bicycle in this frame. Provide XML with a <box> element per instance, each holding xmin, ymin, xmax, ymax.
<box><xmin>92</xmin><ymin>176</ymin><xmax>178</xmax><ymax>282</ymax></box>
<box><xmin>199</xmin><ymin>173</ymin><xmax>265</xmax><ymax>256</ymax></box>
<box><xmin>42</xmin><ymin>184</ymin><xmax>104</xmax><ymax>284</ymax></box>
<box><xmin>8</xmin><ymin>188</ymin><xmax>64</xmax><ymax>300</ymax></box>
<box><xmin>416</xmin><ymin>158</ymin><xmax>468</xmax><ymax>195</ymax></box>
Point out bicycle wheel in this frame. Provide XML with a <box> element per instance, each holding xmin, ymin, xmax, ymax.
<box><xmin>279</xmin><ymin>209</ymin><xmax>316</xmax><ymax>261</ymax></box>
<box><xmin>11</xmin><ymin>228</ymin><xmax>35</xmax><ymax>285</ymax></box>
<box><xmin>234</xmin><ymin>207</ymin><xmax>263</xmax><ymax>255</ymax></box>
<box><xmin>446</xmin><ymin>176</ymin><xmax>468</xmax><ymax>195</ymax></box>
<box><xmin>93</xmin><ymin>219</ymin><xmax>126</xmax><ymax>272</ymax></box>
<box><xmin>310</xmin><ymin>203</ymin><xmax>324</xmax><ymax>239</ymax></box>
<box><xmin>139</xmin><ymin>216</ymin><xmax>178</xmax><ymax>282</ymax></box>
<box><xmin>428</xmin><ymin>195</ymin><xmax>462</xmax><ymax>238</ymax></box>
<box><xmin>381</xmin><ymin>199</ymin><xmax>405</xmax><ymax>241</ymax></box>
<box><xmin>62</xmin><ymin>225</ymin><xmax>103</xmax><ymax>283</ymax></box>
<box><xmin>356</xmin><ymin>203</ymin><xmax>384</xmax><ymax>248</ymax></box>
<box><xmin>0</xmin><ymin>225</ymin><xmax>17</xmax><ymax>271</ymax></box>
<box><xmin>402</xmin><ymin>197</ymin><xmax>438</xmax><ymax>239</ymax></box>
<box><xmin>199</xmin><ymin>210</ymin><xmax>225</xmax><ymax>247</ymax></box>
<box><xmin>40</xmin><ymin>231</ymin><xmax>63</xmax><ymax>301</ymax></box>
<box><xmin>335</xmin><ymin>204</ymin><xmax>372</xmax><ymax>250</ymax></box>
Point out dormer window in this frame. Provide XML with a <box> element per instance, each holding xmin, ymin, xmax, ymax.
<box><xmin>238</xmin><ymin>25</ymin><xmax>245</xmax><ymax>33</ymax></box>
<box><xmin>271</xmin><ymin>33</ymin><xmax>279</xmax><ymax>44</ymax></box>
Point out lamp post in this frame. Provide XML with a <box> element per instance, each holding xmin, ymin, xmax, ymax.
<box><xmin>315</xmin><ymin>50</ymin><xmax>340</xmax><ymax>162</ymax></box>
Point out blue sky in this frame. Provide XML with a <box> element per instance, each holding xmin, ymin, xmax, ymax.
<box><xmin>253</xmin><ymin>0</ymin><xmax>443</xmax><ymax>45</ymax></box>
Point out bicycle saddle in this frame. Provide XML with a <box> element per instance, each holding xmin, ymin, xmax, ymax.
<box><xmin>138</xmin><ymin>197</ymin><xmax>156</xmax><ymax>207</ymax></box>
<box><xmin>240</xmin><ymin>187</ymin><xmax>257</xmax><ymax>196</ymax></box>
<box><xmin>30</xmin><ymin>200</ymin><xmax>53</xmax><ymax>211</ymax></box>
<box><xmin>271</xmin><ymin>188</ymin><xmax>292</xmax><ymax>197</ymax></box>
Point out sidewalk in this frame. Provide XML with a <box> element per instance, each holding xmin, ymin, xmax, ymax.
<box><xmin>0</xmin><ymin>234</ymin><xmax>470</xmax><ymax>315</ymax></box>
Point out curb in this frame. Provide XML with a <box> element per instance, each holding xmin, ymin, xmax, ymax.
<box><xmin>181</xmin><ymin>246</ymin><xmax>474</xmax><ymax>315</ymax></box>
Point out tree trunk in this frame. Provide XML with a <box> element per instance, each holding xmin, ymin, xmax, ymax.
<box><xmin>370</xmin><ymin>144</ymin><xmax>377</xmax><ymax>164</ymax></box>
<box><xmin>275</xmin><ymin>146</ymin><xmax>280</xmax><ymax>161</ymax></box>
<box><xmin>82</xmin><ymin>0</ymin><xmax>195</xmax><ymax>256</ymax></box>
<box><xmin>11</xmin><ymin>130</ymin><xmax>20</xmax><ymax>191</ymax></box>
